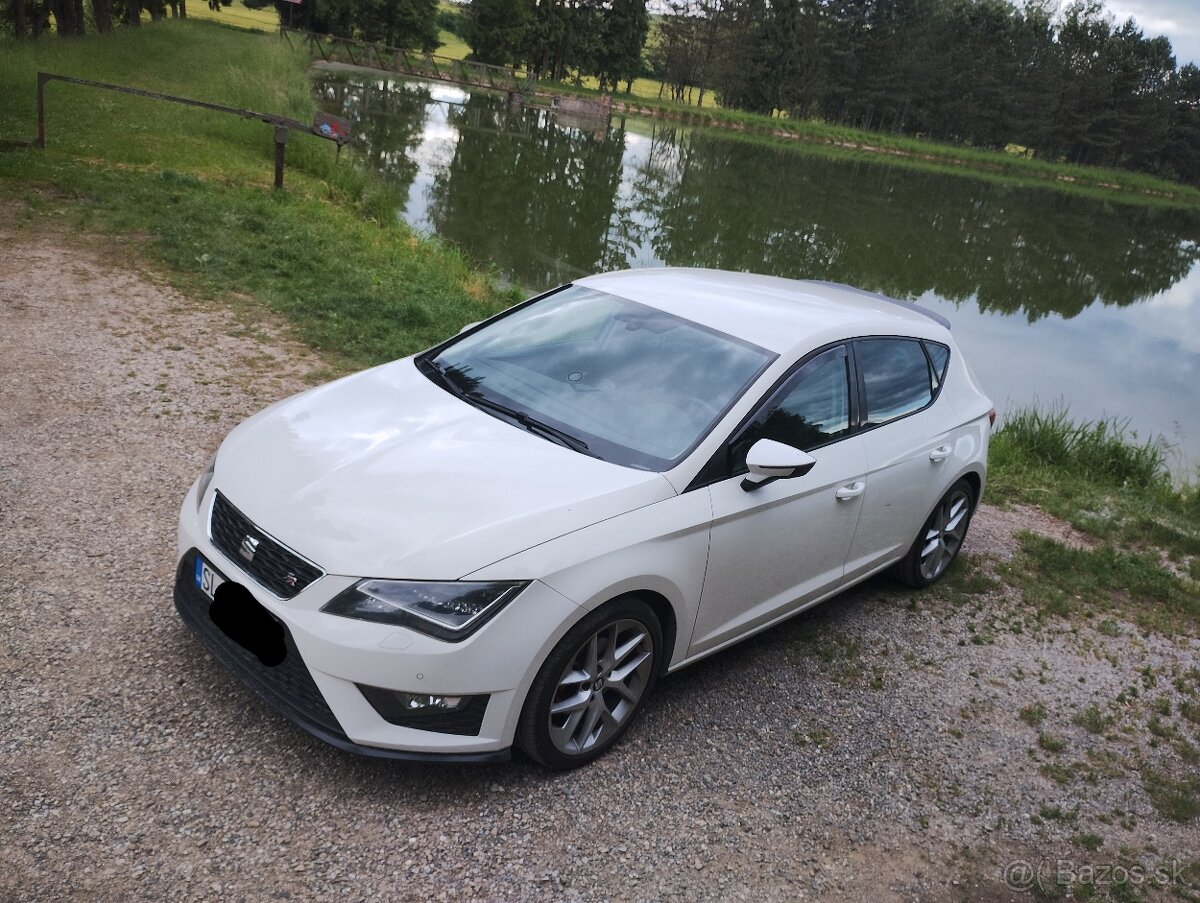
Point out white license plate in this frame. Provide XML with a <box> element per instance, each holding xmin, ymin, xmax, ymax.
<box><xmin>194</xmin><ymin>555</ymin><xmax>225</xmax><ymax>601</ymax></box>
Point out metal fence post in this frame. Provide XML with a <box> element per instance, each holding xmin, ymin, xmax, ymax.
<box><xmin>30</xmin><ymin>72</ymin><xmax>349</xmax><ymax>188</ymax></box>
<box><xmin>36</xmin><ymin>71</ymin><xmax>49</xmax><ymax>149</ymax></box>
<box><xmin>273</xmin><ymin>125</ymin><xmax>288</xmax><ymax>189</ymax></box>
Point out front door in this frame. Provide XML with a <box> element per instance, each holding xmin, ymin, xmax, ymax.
<box><xmin>689</xmin><ymin>345</ymin><xmax>868</xmax><ymax>656</ymax></box>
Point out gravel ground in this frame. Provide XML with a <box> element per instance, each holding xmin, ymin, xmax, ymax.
<box><xmin>2</xmin><ymin>231</ymin><xmax>1198</xmax><ymax>902</ymax></box>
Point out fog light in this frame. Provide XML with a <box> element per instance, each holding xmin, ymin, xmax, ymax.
<box><xmin>357</xmin><ymin>684</ymin><xmax>490</xmax><ymax>736</ymax></box>
<box><xmin>397</xmin><ymin>692</ymin><xmax>467</xmax><ymax>712</ymax></box>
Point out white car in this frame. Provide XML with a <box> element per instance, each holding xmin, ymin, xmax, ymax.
<box><xmin>175</xmin><ymin>269</ymin><xmax>992</xmax><ymax>768</ymax></box>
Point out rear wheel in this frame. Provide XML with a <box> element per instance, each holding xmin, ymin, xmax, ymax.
<box><xmin>894</xmin><ymin>478</ymin><xmax>975</xmax><ymax>588</ymax></box>
<box><xmin>517</xmin><ymin>596</ymin><xmax>661</xmax><ymax>770</ymax></box>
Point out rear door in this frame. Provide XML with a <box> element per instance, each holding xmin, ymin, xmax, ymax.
<box><xmin>843</xmin><ymin>337</ymin><xmax>958</xmax><ymax>581</ymax></box>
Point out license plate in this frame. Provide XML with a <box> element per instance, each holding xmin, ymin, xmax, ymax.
<box><xmin>195</xmin><ymin>555</ymin><xmax>225</xmax><ymax>601</ymax></box>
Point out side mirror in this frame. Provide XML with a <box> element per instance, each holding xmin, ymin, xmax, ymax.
<box><xmin>458</xmin><ymin>321</ymin><xmax>481</xmax><ymax>335</ymax></box>
<box><xmin>741</xmin><ymin>439</ymin><xmax>816</xmax><ymax>491</ymax></box>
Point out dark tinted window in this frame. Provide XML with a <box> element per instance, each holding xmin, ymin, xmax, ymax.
<box><xmin>924</xmin><ymin>341</ymin><xmax>950</xmax><ymax>387</ymax></box>
<box><xmin>857</xmin><ymin>339</ymin><xmax>933</xmax><ymax>425</ymax></box>
<box><xmin>732</xmin><ymin>346</ymin><xmax>851</xmax><ymax>471</ymax></box>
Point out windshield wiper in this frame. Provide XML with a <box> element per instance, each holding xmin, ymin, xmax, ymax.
<box><xmin>419</xmin><ymin>356</ymin><xmax>464</xmax><ymax>395</ymax></box>
<box><xmin>465</xmin><ymin>394</ymin><xmax>593</xmax><ymax>455</ymax></box>
<box><xmin>421</xmin><ymin>357</ymin><xmax>593</xmax><ymax>455</ymax></box>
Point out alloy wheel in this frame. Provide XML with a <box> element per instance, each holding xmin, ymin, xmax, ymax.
<box><xmin>548</xmin><ymin>619</ymin><xmax>654</xmax><ymax>756</ymax></box>
<box><xmin>919</xmin><ymin>488</ymin><xmax>971</xmax><ymax>581</ymax></box>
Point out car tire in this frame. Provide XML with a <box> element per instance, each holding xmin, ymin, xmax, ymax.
<box><xmin>517</xmin><ymin>596</ymin><xmax>662</xmax><ymax>770</ymax></box>
<box><xmin>894</xmin><ymin>478</ymin><xmax>976</xmax><ymax>589</ymax></box>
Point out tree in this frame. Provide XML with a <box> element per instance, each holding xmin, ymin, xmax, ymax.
<box><xmin>357</xmin><ymin>0</ymin><xmax>439</xmax><ymax>49</ymax></box>
<box><xmin>466</xmin><ymin>0</ymin><xmax>531</xmax><ymax>66</ymax></box>
<box><xmin>1162</xmin><ymin>64</ymin><xmax>1200</xmax><ymax>183</ymax></box>
<box><xmin>649</xmin><ymin>6</ymin><xmax>704</xmax><ymax>102</ymax></box>
<box><xmin>45</xmin><ymin>0</ymin><xmax>84</xmax><ymax>34</ymax></box>
<box><xmin>92</xmin><ymin>0</ymin><xmax>114</xmax><ymax>31</ymax></box>
<box><xmin>593</xmin><ymin>0</ymin><xmax>647</xmax><ymax>91</ymax></box>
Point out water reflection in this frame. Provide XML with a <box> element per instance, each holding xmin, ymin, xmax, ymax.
<box><xmin>314</xmin><ymin>72</ymin><xmax>1200</xmax><ymax>468</ymax></box>
<box><xmin>426</xmin><ymin>95</ymin><xmax>630</xmax><ymax>289</ymax></box>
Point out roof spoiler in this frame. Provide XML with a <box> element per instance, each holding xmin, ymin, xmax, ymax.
<box><xmin>802</xmin><ymin>280</ymin><xmax>951</xmax><ymax>330</ymax></box>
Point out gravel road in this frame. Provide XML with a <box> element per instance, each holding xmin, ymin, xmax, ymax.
<box><xmin>2</xmin><ymin>231</ymin><xmax>1197</xmax><ymax>902</ymax></box>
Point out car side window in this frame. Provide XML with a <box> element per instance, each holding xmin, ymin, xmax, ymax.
<box><xmin>856</xmin><ymin>338</ymin><xmax>933</xmax><ymax>427</ymax></box>
<box><xmin>924</xmin><ymin>341</ymin><xmax>950</xmax><ymax>388</ymax></box>
<box><xmin>730</xmin><ymin>345</ymin><xmax>851</xmax><ymax>473</ymax></box>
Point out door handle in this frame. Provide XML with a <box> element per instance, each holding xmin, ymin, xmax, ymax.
<box><xmin>835</xmin><ymin>481</ymin><xmax>866</xmax><ymax>501</ymax></box>
<box><xmin>929</xmin><ymin>445</ymin><xmax>952</xmax><ymax>463</ymax></box>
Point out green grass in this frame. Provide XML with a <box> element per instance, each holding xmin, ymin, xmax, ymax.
<box><xmin>1020</xmin><ymin>702</ymin><xmax>1048</xmax><ymax>727</ymax></box>
<box><xmin>1038</xmin><ymin>802</ymin><xmax>1078</xmax><ymax>823</ymax></box>
<box><xmin>190</xmin><ymin>2</ymin><xmax>279</xmax><ymax>33</ymax></box>
<box><xmin>1001</xmin><ymin>533</ymin><xmax>1199</xmax><ymax>635</ymax></box>
<box><xmin>990</xmin><ymin>404</ymin><xmax>1200</xmax><ymax>591</ymax></box>
<box><xmin>988</xmin><ymin>410</ymin><xmax>1200</xmax><ymax>634</ymax></box>
<box><xmin>435</xmin><ymin>28</ymin><xmax>470</xmax><ymax>61</ymax></box>
<box><xmin>1141</xmin><ymin>768</ymin><xmax>1200</xmax><ymax>823</ymax></box>
<box><xmin>1038</xmin><ymin>732</ymin><xmax>1068</xmax><ymax>753</ymax></box>
<box><xmin>0</xmin><ymin>21</ymin><xmax>520</xmax><ymax>374</ymax></box>
<box><xmin>992</xmin><ymin>405</ymin><xmax>1170</xmax><ymax>491</ymax></box>
<box><xmin>1073</xmin><ymin>704</ymin><xmax>1114</xmax><ymax>734</ymax></box>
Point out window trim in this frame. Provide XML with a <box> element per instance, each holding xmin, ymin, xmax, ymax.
<box><xmin>685</xmin><ymin>340</ymin><xmax>856</xmax><ymax>491</ymax></box>
<box><xmin>850</xmin><ymin>336</ymin><xmax>949</xmax><ymax>436</ymax></box>
<box><xmin>923</xmin><ymin>339</ymin><xmax>951</xmax><ymax>389</ymax></box>
<box><xmin>685</xmin><ymin>334</ymin><xmax>952</xmax><ymax>492</ymax></box>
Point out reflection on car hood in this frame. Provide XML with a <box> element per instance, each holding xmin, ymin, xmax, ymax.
<box><xmin>213</xmin><ymin>358</ymin><xmax>676</xmax><ymax>579</ymax></box>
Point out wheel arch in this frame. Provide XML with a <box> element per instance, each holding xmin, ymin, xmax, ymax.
<box><xmin>959</xmin><ymin>468</ymin><xmax>982</xmax><ymax>508</ymax></box>
<box><xmin>623</xmin><ymin>589</ymin><xmax>678</xmax><ymax>679</ymax></box>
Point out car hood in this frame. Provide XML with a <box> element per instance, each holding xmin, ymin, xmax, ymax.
<box><xmin>212</xmin><ymin>358</ymin><xmax>676</xmax><ymax>579</ymax></box>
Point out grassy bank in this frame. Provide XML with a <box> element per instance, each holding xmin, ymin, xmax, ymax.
<box><xmin>987</xmin><ymin>405</ymin><xmax>1199</xmax><ymax>634</ymax></box>
<box><xmin>188</xmin><ymin>2</ymin><xmax>279</xmax><ymax>33</ymax></box>
<box><xmin>538</xmin><ymin>82</ymin><xmax>1200</xmax><ymax>207</ymax></box>
<box><xmin>0</xmin><ymin>21</ymin><xmax>519</xmax><ymax>373</ymax></box>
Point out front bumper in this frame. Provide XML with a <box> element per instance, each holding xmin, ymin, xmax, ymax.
<box><xmin>174</xmin><ymin>479</ymin><xmax>583</xmax><ymax>759</ymax></box>
<box><xmin>173</xmin><ymin>555</ymin><xmax>508</xmax><ymax>763</ymax></box>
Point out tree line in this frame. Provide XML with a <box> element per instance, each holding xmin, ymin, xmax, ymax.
<box><xmin>5</xmin><ymin>0</ymin><xmax>1198</xmax><ymax>185</ymax></box>
<box><xmin>4</xmin><ymin>0</ymin><xmax>186</xmax><ymax>36</ymax></box>
<box><xmin>459</xmin><ymin>0</ymin><xmax>1199</xmax><ymax>185</ymax></box>
<box><xmin>646</xmin><ymin>0</ymin><xmax>1200</xmax><ymax>182</ymax></box>
<box><xmin>274</xmin><ymin>0</ymin><xmax>440</xmax><ymax>51</ymax></box>
<box><xmin>465</xmin><ymin>0</ymin><xmax>648</xmax><ymax>90</ymax></box>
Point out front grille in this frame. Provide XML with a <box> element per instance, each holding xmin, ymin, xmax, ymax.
<box><xmin>174</xmin><ymin>550</ymin><xmax>344</xmax><ymax>739</ymax></box>
<box><xmin>209</xmin><ymin>492</ymin><xmax>322</xmax><ymax>599</ymax></box>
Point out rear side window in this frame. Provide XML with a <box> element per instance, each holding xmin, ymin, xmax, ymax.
<box><xmin>924</xmin><ymin>341</ymin><xmax>950</xmax><ymax>387</ymax></box>
<box><xmin>856</xmin><ymin>339</ymin><xmax>933</xmax><ymax>426</ymax></box>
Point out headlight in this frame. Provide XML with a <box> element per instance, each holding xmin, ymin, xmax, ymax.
<box><xmin>322</xmin><ymin>579</ymin><xmax>528</xmax><ymax>641</ymax></box>
<box><xmin>195</xmin><ymin>453</ymin><xmax>217</xmax><ymax>512</ymax></box>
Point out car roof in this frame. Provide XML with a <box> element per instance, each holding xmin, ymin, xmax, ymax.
<box><xmin>576</xmin><ymin>268</ymin><xmax>949</xmax><ymax>354</ymax></box>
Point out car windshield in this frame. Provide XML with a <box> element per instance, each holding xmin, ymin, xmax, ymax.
<box><xmin>421</xmin><ymin>285</ymin><xmax>776</xmax><ymax>470</ymax></box>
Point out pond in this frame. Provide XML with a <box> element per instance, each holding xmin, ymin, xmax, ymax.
<box><xmin>314</xmin><ymin>71</ymin><xmax>1200</xmax><ymax>474</ymax></box>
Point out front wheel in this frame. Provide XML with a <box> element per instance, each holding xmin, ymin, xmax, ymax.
<box><xmin>517</xmin><ymin>596</ymin><xmax>661</xmax><ymax>770</ymax></box>
<box><xmin>894</xmin><ymin>478</ymin><xmax>976</xmax><ymax>588</ymax></box>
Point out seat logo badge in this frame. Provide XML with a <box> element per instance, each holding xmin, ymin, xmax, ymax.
<box><xmin>239</xmin><ymin>535</ymin><xmax>260</xmax><ymax>563</ymax></box>
<box><xmin>284</xmin><ymin>573</ymin><xmax>299</xmax><ymax>589</ymax></box>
